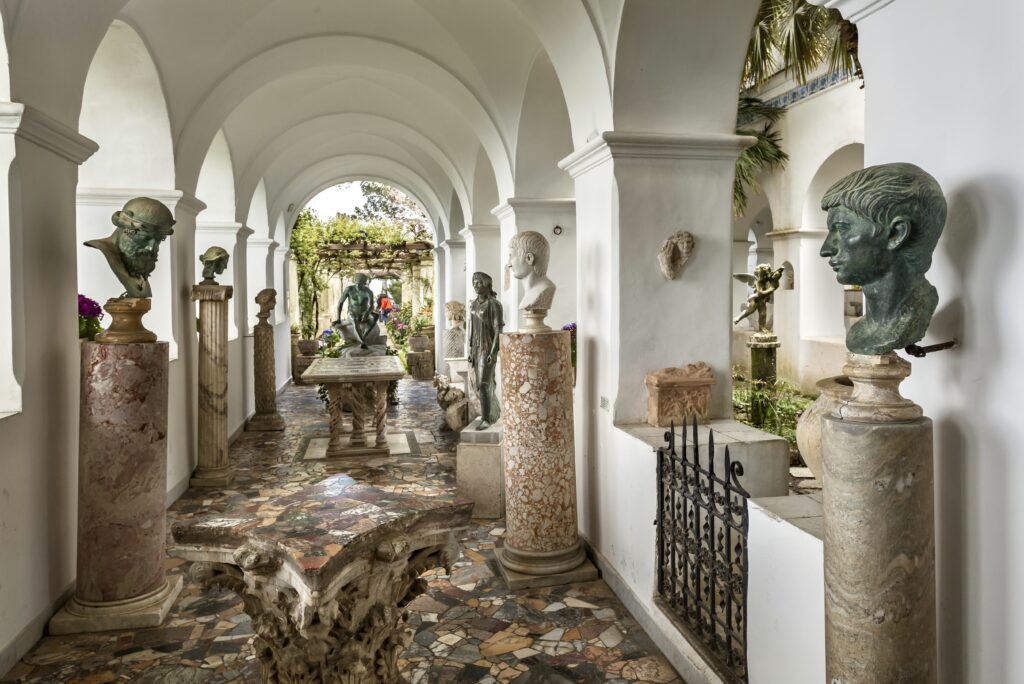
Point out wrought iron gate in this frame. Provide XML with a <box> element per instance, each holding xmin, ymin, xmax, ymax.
<box><xmin>655</xmin><ymin>418</ymin><xmax>751</xmax><ymax>682</ymax></box>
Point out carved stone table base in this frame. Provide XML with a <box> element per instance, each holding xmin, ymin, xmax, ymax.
<box><xmin>171</xmin><ymin>475</ymin><xmax>472</xmax><ymax>683</ymax></box>
<box><xmin>303</xmin><ymin>357</ymin><xmax>405</xmax><ymax>459</ymax></box>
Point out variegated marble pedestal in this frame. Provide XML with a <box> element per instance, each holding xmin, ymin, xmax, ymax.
<box><xmin>170</xmin><ymin>474</ymin><xmax>473</xmax><ymax>683</ymax></box>
<box><xmin>497</xmin><ymin>330</ymin><xmax>597</xmax><ymax>589</ymax></box>
<box><xmin>191</xmin><ymin>283</ymin><xmax>234</xmax><ymax>487</ymax></box>
<box><xmin>50</xmin><ymin>341</ymin><xmax>182</xmax><ymax>634</ymax></box>
<box><xmin>302</xmin><ymin>356</ymin><xmax>406</xmax><ymax>458</ymax></box>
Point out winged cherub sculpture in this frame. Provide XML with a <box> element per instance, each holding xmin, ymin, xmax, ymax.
<box><xmin>733</xmin><ymin>263</ymin><xmax>785</xmax><ymax>333</ymax></box>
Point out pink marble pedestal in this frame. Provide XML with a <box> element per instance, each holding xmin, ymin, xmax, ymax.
<box><xmin>496</xmin><ymin>330</ymin><xmax>597</xmax><ymax>590</ymax></box>
<box><xmin>49</xmin><ymin>341</ymin><xmax>182</xmax><ymax>634</ymax></box>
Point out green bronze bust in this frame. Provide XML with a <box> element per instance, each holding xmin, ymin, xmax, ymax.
<box><xmin>199</xmin><ymin>246</ymin><xmax>230</xmax><ymax>285</ymax></box>
<box><xmin>334</xmin><ymin>273</ymin><xmax>378</xmax><ymax>349</ymax></box>
<box><xmin>819</xmin><ymin>162</ymin><xmax>947</xmax><ymax>355</ymax></box>
<box><xmin>84</xmin><ymin>197</ymin><xmax>175</xmax><ymax>298</ymax></box>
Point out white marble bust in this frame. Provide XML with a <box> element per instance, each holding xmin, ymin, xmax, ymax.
<box><xmin>508</xmin><ymin>230</ymin><xmax>556</xmax><ymax>331</ymax></box>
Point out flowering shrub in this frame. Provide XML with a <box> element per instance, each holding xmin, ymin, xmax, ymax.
<box><xmin>385</xmin><ymin>303</ymin><xmax>414</xmax><ymax>350</ymax></box>
<box><xmin>78</xmin><ymin>294</ymin><xmax>104</xmax><ymax>340</ymax></box>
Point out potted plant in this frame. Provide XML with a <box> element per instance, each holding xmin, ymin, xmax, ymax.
<box><xmin>408</xmin><ymin>315</ymin><xmax>431</xmax><ymax>352</ymax></box>
<box><xmin>78</xmin><ymin>294</ymin><xmax>104</xmax><ymax>341</ymax></box>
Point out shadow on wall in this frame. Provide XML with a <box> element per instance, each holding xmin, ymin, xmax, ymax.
<box><xmin>582</xmin><ymin>334</ymin><xmax>601</xmax><ymax>545</ymax></box>
<box><xmin>933</xmin><ymin>177</ymin><xmax>1018</xmax><ymax>681</ymax></box>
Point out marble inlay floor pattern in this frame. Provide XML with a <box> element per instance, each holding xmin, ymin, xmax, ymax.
<box><xmin>3</xmin><ymin>380</ymin><xmax>683</xmax><ymax>684</ymax></box>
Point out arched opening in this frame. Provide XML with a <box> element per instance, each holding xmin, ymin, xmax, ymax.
<box><xmin>76</xmin><ymin>20</ymin><xmax>178</xmax><ymax>355</ymax></box>
<box><xmin>799</xmin><ymin>143</ymin><xmax>864</xmax><ymax>339</ymax></box>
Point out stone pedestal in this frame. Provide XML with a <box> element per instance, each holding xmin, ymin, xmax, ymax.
<box><xmin>821</xmin><ymin>353</ymin><xmax>935</xmax><ymax>683</ymax></box>
<box><xmin>407</xmin><ymin>349</ymin><xmax>434</xmax><ymax>380</ymax></box>
<box><xmin>444</xmin><ymin>324</ymin><xmax>466</xmax><ymax>360</ymax></box>
<box><xmin>95</xmin><ymin>297</ymin><xmax>156</xmax><ymax>344</ymax></box>
<box><xmin>191</xmin><ymin>283</ymin><xmax>233</xmax><ymax>488</ymax></box>
<box><xmin>246</xmin><ymin>298</ymin><xmax>285</xmax><ymax>432</ymax></box>
<box><xmin>748</xmin><ymin>332</ymin><xmax>780</xmax><ymax>426</ymax></box>
<box><xmin>456</xmin><ymin>419</ymin><xmax>504</xmax><ymax>518</ymax></box>
<box><xmin>50</xmin><ymin>341</ymin><xmax>182</xmax><ymax>634</ymax></box>
<box><xmin>497</xmin><ymin>330</ymin><xmax>597</xmax><ymax>589</ymax></box>
<box><xmin>644</xmin><ymin>361</ymin><xmax>715</xmax><ymax>427</ymax></box>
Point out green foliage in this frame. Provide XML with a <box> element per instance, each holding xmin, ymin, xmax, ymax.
<box><xmin>384</xmin><ymin>303</ymin><xmax>414</xmax><ymax>351</ymax></box>
<box><xmin>354</xmin><ymin>181</ymin><xmax>432</xmax><ymax>243</ymax></box>
<box><xmin>732</xmin><ymin>366</ymin><xmax>812</xmax><ymax>461</ymax></box>
<box><xmin>734</xmin><ymin>97</ymin><xmax>789</xmax><ymax>217</ymax></box>
<box><xmin>742</xmin><ymin>0</ymin><xmax>862</xmax><ymax>91</ymax></box>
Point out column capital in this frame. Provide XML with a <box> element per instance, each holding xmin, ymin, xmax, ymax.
<box><xmin>196</xmin><ymin>220</ymin><xmax>246</xmax><ymax>239</ymax></box>
<box><xmin>767</xmin><ymin>228</ymin><xmax>827</xmax><ymax>241</ymax></box>
<box><xmin>76</xmin><ymin>187</ymin><xmax>208</xmax><ymax>219</ymax></box>
<box><xmin>559</xmin><ymin>131</ymin><xmax>755</xmax><ymax>179</ymax></box>
<box><xmin>247</xmin><ymin>237</ymin><xmax>276</xmax><ymax>250</ymax></box>
<box><xmin>492</xmin><ymin>198</ymin><xmax>575</xmax><ymax>223</ymax></box>
<box><xmin>0</xmin><ymin>102</ymin><xmax>98</xmax><ymax>165</ymax></box>
<box><xmin>458</xmin><ymin>224</ymin><xmax>499</xmax><ymax>241</ymax></box>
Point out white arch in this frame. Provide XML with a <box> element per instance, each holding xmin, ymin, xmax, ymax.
<box><xmin>272</xmin><ymin>156</ymin><xmax>446</xmax><ymax>242</ymax></box>
<box><xmin>245</xmin><ymin>178</ymin><xmax>271</xmax><ymax>240</ymax></box>
<box><xmin>235</xmin><ymin>112</ymin><xmax>472</xmax><ymax>230</ymax></box>
<box><xmin>175</xmin><ymin>36</ymin><xmax>514</xmax><ymax>198</ymax></box>
<box><xmin>513</xmin><ymin>50</ymin><xmax>574</xmax><ymax>199</ymax></box>
<box><xmin>75</xmin><ymin>19</ymin><xmax>178</xmax><ymax>353</ymax></box>
<box><xmin>196</xmin><ymin>129</ymin><xmax>237</xmax><ymax>222</ymax></box>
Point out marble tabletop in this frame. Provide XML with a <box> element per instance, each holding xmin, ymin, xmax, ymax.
<box><xmin>302</xmin><ymin>355</ymin><xmax>406</xmax><ymax>384</ymax></box>
<box><xmin>170</xmin><ymin>474</ymin><xmax>472</xmax><ymax>587</ymax></box>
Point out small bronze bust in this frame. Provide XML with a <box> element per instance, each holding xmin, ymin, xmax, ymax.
<box><xmin>199</xmin><ymin>246</ymin><xmax>230</xmax><ymax>285</ymax></box>
<box><xmin>819</xmin><ymin>163</ymin><xmax>947</xmax><ymax>355</ymax></box>
<box><xmin>84</xmin><ymin>197</ymin><xmax>175</xmax><ymax>298</ymax></box>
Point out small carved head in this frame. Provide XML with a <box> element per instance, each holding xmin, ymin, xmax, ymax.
<box><xmin>508</xmin><ymin>230</ymin><xmax>550</xmax><ymax>278</ymax></box>
<box><xmin>658</xmin><ymin>230</ymin><xmax>695</xmax><ymax>280</ymax></box>
<box><xmin>255</xmin><ymin>288</ymin><xmax>277</xmax><ymax>316</ymax></box>
<box><xmin>199</xmin><ymin>246</ymin><xmax>230</xmax><ymax>283</ymax></box>
<box><xmin>110</xmin><ymin>197</ymin><xmax>175</xmax><ymax>278</ymax></box>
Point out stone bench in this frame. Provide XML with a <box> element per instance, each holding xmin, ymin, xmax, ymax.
<box><xmin>170</xmin><ymin>474</ymin><xmax>473</xmax><ymax>682</ymax></box>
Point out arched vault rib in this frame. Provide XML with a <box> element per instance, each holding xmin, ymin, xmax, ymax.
<box><xmin>175</xmin><ymin>35</ymin><xmax>514</xmax><ymax>199</ymax></box>
<box><xmin>236</xmin><ymin>113</ymin><xmax>471</xmax><ymax>230</ymax></box>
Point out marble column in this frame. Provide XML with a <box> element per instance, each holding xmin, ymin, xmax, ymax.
<box><xmin>246</xmin><ymin>289</ymin><xmax>285</xmax><ymax>431</ymax></box>
<box><xmin>49</xmin><ymin>341</ymin><xmax>182</xmax><ymax>634</ymax></box>
<box><xmin>191</xmin><ymin>283</ymin><xmax>234</xmax><ymax>487</ymax></box>
<box><xmin>497</xmin><ymin>329</ymin><xmax>597</xmax><ymax>589</ymax></box>
<box><xmin>821</xmin><ymin>352</ymin><xmax>935</xmax><ymax>682</ymax></box>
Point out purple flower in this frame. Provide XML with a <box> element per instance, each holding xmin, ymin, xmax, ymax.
<box><xmin>78</xmin><ymin>294</ymin><xmax>103</xmax><ymax>319</ymax></box>
<box><xmin>561</xmin><ymin>322</ymin><xmax>577</xmax><ymax>333</ymax></box>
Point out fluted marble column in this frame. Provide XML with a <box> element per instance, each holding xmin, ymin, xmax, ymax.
<box><xmin>49</xmin><ymin>341</ymin><xmax>182</xmax><ymax>633</ymax></box>
<box><xmin>822</xmin><ymin>352</ymin><xmax>935</xmax><ymax>682</ymax></box>
<box><xmin>497</xmin><ymin>329</ymin><xmax>597</xmax><ymax>589</ymax></box>
<box><xmin>191</xmin><ymin>283</ymin><xmax>234</xmax><ymax>487</ymax></box>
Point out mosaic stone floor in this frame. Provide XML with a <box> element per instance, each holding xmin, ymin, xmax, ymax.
<box><xmin>2</xmin><ymin>380</ymin><xmax>683</xmax><ymax>684</ymax></box>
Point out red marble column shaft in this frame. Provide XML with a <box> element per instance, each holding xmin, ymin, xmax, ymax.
<box><xmin>76</xmin><ymin>341</ymin><xmax>169</xmax><ymax>603</ymax></box>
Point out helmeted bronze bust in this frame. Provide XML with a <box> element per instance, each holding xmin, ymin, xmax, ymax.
<box><xmin>84</xmin><ymin>197</ymin><xmax>175</xmax><ymax>298</ymax></box>
<box><xmin>199</xmin><ymin>246</ymin><xmax>230</xmax><ymax>285</ymax></box>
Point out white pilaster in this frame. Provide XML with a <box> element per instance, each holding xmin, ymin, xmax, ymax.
<box><xmin>459</xmin><ymin>224</ymin><xmax>501</xmax><ymax>308</ymax></box>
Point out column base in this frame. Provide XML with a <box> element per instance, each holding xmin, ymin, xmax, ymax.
<box><xmin>245</xmin><ymin>411</ymin><xmax>285</xmax><ymax>432</ymax></box>
<box><xmin>49</xmin><ymin>574</ymin><xmax>183</xmax><ymax>635</ymax></box>
<box><xmin>190</xmin><ymin>467</ymin><xmax>233</xmax><ymax>488</ymax></box>
<box><xmin>496</xmin><ymin>545</ymin><xmax>598</xmax><ymax>590</ymax></box>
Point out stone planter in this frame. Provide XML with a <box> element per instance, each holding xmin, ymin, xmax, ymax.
<box><xmin>795</xmin><ymin>375</ymin><xmax>853</xmax><ymax>479</ymax></box>
<box><xmin>409</xmin><ymin>335</ymin><xmax>430</xmax><ymax>353</ymax></box>
<box><xmin>296</xmin><ymin>338</ymin><xmax>319</xmax><ymax>355</ymax></box>
<box><xmin>644</xmin><ymin>362</ymin><xmax>715</xmax><ymax>427</ymax></box>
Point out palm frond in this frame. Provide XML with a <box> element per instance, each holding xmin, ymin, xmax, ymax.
<box><xmin>734</xmin><ymin>124</ymin><xmax>789</xmax><ymax>217</ymax></box>
<box><xmin>738</xmin><ymin>96</ymin><xmax>787</xmax><ymax>126</ymax></box>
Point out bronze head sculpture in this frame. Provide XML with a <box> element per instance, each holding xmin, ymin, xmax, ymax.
<box><xmin>84</xmin><ymin>197</ymin><xmax>175</xmax><ymax>298</ymax></box>
<box><xmin>199</xmin><ymin>246</ymin><xmax>230</xmax><ymax>284</ymax></box>
<box><xmin>819</xmin><ymin>162</ymin><xmax>947</xmax><ymax>355</ymax></box>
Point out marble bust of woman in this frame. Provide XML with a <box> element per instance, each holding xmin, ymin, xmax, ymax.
<box><xmin>508</xmin><ymin>230</ymin><xmax>556</xmax><ymax>332</ymax></box>
<box><xmin>468</xmin><ymin>272</ymin><xmax>504</xmax><ymax>429</ymax></box>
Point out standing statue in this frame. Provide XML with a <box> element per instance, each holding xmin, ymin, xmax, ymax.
<box><xmin>84</xmin><ymin>197</ymin><xmax>175</xmax><ymax>298</ymax></box>
<box><xmin>819</xmin><ymin>163</ymin><xmax>947</xmax><ymax>355</ymax></box>
<box><xmin>508</xmin><ymin>230</ymin><xmax>556</xmax><ymax>332</ymax></box>
<box><xmin>198</xmin><ymin>246</ymin><xmax>230</xmax><ymax>285</ymax></box>
<box><xmin>247</xmin><ymin>288</ymin><xmax>285</xmax><ymax>431</ymax></box>
<box><xmin>468</xmin><ymin>272</ymin><xmax>503</xmax><ymax>429</ymax></box>
<box><xmin>334</xmin><ymin>273</ymin><xmax>379</xmax><ymax>349</ymax></box>
<box><xmin>733</xmin><ymin>264</ymin><xmax>785</xmax><ymax>332</ymax></box>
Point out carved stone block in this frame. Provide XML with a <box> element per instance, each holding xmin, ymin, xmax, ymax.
<box><xmin>644</xmin><ymin>361</ymin><xmax>715</xmax><ymax>427</ymax></box>
<box><xmin>407</xmin><ymin>350</ymin><xmax>434</xmax><ymax>380</ymax></box>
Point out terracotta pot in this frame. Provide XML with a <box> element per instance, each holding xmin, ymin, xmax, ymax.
<box><xmin>795</xmin><ymin>375</ymin><xmax>853</xmax><ymax>480</ymax></box>
<box><xmin>409</xmin><ymin>335</ymin><xmax>430</xmax><ymax>352</ymax></box>
<box><xmin>296</xmin><ymin>339</ymin><xmax>318</xmax><ymax>355</ymax></box>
